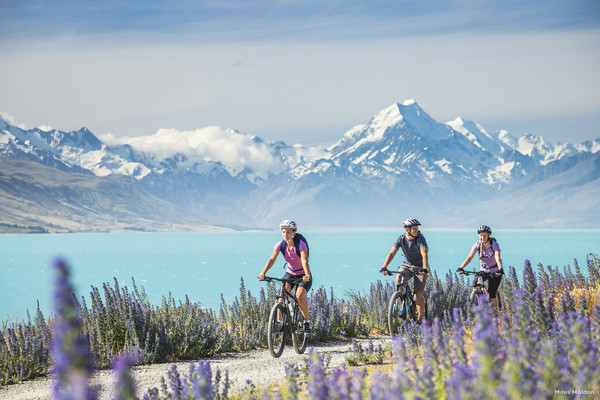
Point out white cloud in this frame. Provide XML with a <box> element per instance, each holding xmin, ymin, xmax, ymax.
<box><xmin>0</xmin><ymin>111</ymin><xmax>29</xmax><ymax>129</ymax></box>
<box><xmin>102</xmin><ymin>126</ymin><xmax>285</xmax><ymax>178</ymax></box>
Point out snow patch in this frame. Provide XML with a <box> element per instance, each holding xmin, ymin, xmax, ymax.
<box><xmin>434</xmin><ymin>159</ymin><xmax>453</xmax><ymax>174</ymax></box>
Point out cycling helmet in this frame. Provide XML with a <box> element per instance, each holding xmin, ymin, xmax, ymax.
<box><xmin>403</xmin><ymin>218</ymin><xmax>421</xmax><ymax>228</ymax></box>
<box><xmin>279</xmin><ymin>219</ymin><xmax>297</xmax><ymax>231</ymax></box>
<box><xmin>477</xmin><ymin>225</ymin><xmax>492</xmax><ymax>234</ymax></box>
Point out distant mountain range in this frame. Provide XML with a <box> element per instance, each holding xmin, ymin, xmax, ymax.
<box><xmin>1</xmin><ymin>99</ymin><xmax>599</xmax><ymax>232</ymax></box>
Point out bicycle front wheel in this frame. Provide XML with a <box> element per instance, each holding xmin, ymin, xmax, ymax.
<box><xmin>387</xmin><ymin>291</ymin><xmax>404</xmax><ymax>336</ymax></box>
<box><xmin>267</xmin><ymin>302</ymin><xmax>286</xmax><ymax>358</ymax></box>
<box><xmin>407</xmin><ymin>293</ymin><xmax>417</xmax><ymax>322</ymax></box>
<box><xmin>291</xmin><ymin>308</ymin><xmax>308</xmax><ymax>354</ymax></box>
<box><xmin>469</xmin><ymin>288</ymin><xmax>479</xmax><ymax>305</ymax></box>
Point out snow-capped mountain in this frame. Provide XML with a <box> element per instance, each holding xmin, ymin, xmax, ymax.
<box><xmin>1</xmin><ymin>100</ymin><xmax>598</xmax><ymax>230</ymax></box>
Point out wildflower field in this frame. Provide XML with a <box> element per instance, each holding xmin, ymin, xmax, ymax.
<box><xmin>1</xmin><ymin>254</ymin><xmax>599</xmax><ymax>399</ymax></box>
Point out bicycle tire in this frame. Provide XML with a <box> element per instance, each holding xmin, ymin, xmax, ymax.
<box><xmin>387</xmin><ymin>291</ymin><xmax>405</xmax><ymax>336</ymax></box>
<box><xmin>407</xmin><ymin>292</ymin><xmax>417</xmax><ymax>321</ymax></box>
<box><xmin>267</xmin><ymin>302</ymin><xmax>286</xmax><ymax>358</ymax></box>
<box><xmin>291</xmin><ymin>307</ymin><xmax>308</xmax><ymax>354</ymax></box>
<box><xmin>469</xmin><ymin>288</ymin><xmax>479</xmax><ymax>305</ymax></box>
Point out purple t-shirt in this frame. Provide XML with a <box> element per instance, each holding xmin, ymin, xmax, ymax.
<box><xmin>275</xmin><ymin>239</ymin><xmax>308</xmax><ymax>275</ymax></box>
<box><xmin>472</xmin><ymin>240</ymin><xmax>501</xmax><ymax>272</ymax></box>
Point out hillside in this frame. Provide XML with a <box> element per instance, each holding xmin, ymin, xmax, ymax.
<box><xmin>0</xmin><ymin>156</ymin><xmax>224</xmax><ymax>233</ymax></box>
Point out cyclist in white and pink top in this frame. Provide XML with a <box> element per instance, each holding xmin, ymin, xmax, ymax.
<box><xmin>258</xmin><ymin>220</ymin><xmax>312</xmax><ymax>333</ymax></box>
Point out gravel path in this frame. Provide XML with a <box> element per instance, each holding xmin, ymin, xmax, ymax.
<box><xmin>0</xmin><ymin>336</ymin><xmax>390</xmax><ymax>400</ymax></box>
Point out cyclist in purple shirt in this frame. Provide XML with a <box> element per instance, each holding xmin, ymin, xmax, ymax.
<box><xmin>458</xmin><ymin>225</ymin><xmax>504</xmax><ymax>313</ymax></box>
<box><xmin>258</xmin><ymin>219</ymin><xmax>312</xmax><ymax>333</ymax></box>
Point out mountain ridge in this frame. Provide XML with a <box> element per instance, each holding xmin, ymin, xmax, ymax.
<box><xmin>1</xmin><ymin>100</ymin><xmax>598</xmax><ymax>231</ymax></box>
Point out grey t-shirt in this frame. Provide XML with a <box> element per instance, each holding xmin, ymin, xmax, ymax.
<box><xmin>393</xmin><ymin>233</ymin><xmax>428</xmax><ymax>267</ymax></box>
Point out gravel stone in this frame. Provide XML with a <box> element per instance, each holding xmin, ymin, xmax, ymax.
<box><xmin>0</xmin><ymin>336</ymin><xmax>390</xmax><ymax>400</ymax></box>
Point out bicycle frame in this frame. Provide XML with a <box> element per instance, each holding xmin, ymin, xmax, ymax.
<box><xmin>459</xmin><ymin>270</ymin><xmax>497</xmax><ymax>304</ymax></box>
<box><xmin>261</xmin><ymin>276</ymin><xmax>308</xmax><ymax>357</ymax></box>
<box><xmin>383</xmin><ymin>268</ymin><xmax>426</xmax><ymax>335</ymax></box>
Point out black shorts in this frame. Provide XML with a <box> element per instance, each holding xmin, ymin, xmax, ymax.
<box><xmin>282</xmin><ymin>272</ymin><xmax>312</xmax><ymax>292</ymax></box>
<box><xmin>475</xmin><ymin>274</ymin><xmax>502</xmax><ymax>299</ymax></box>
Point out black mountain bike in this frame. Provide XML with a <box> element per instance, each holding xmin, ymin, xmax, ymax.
<box><xmin>457</xmin><ymin>269</ymin><xmax>502</xmax><ymax>306</ymax></box>
<box><xmin>260</xmin><ymin>276</ymin><xmax>309</xmax><ymax>358</ymax></box>
<box><xmin>383</xmin><ymin>268</ymin><xmax>428</xmax><ymax>336</ymax></box>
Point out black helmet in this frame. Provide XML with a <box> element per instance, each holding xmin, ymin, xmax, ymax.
<box><xmin>477</xmin><ymin>225</ymin><xmax>492</xmax><ymax>234</ymax></box>
<box><xmin>403</xmin><ymin>218</ymin><xmax>421</xmax><ymax>228</ymax></box>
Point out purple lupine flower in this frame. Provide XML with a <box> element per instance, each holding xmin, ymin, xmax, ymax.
<box><xmin>51</xmin><ymin>258</ymin><xmax>96</xmax><ymax>400</ymax></box>
<box><xmin>350</xmin><ymin>368</ymin><xmax>366</xmax><ymax>400</ymax></box>
<box><xmin>284</xmin><ymin>363</ymin><xmax>300</xmax><ymax>400</ymax></box>
<box><xmin>112</xmin><ymin>354</ymin><xmax>137</xmax><ymax>400</ymax></box>
<box><xmin>470</xmin><ymin>301</ymin><xmax>502</xmax><ymax>398</ymax></box>
<box><xmin>166</xmin><ymin>364</ymin><xmax>183</xmax><ymax>398</ymax></box>
<box><xmin>368</xmin><ymin>372</ymin><xmax>391</xmax><ymax>400</ymax></box>
<box><xmin>306</xmin><ymin>349</ymin><xmax>328</xmax><ymax>399</ymax></box>
<box><xmin>327</xmin><ymin>367</ymin><xmax>350</xmax><ymax>398</ymax></box>
<box><xmin>188</xmin><ymin>361</ymin><xmax>213</xmax><ymax>400</ymax></box>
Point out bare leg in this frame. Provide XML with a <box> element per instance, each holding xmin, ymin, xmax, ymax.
<box><xmin>296</xmin><ymin>287</ymin><xmax>309</xmax><ymax>321</ymax></box>
<box><xmin>396</xmin><ymin>274</ymin><xmax>404</xmax><ymax>294</ymax></box>
<box><xmin>277</xmin><ymin>283</ymin><xmax>291</xmax><ymax>321</ymax></box>
<box><xmin>416</xmin><ymin>291</ymin><xmax>425</xmax><ymax>321</ymax></box>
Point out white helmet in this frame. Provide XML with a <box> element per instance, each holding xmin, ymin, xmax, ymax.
<box><xmin>279</xmin><ymin>219</ymin><xmax>297</xmax><ymax>231</ymax></box>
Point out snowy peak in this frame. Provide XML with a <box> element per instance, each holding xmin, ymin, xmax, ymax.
<box><xmin>448</xmin><ymin>116</ymin><xmax>504</xmax><ymax>157</ymax></box>
<box><xmin>515</xmin><ymin>133</ymin><xmax>556</xmax><ymax>164</ymax></box>
<box><xmin>47</xmin><ymin>127</ymin><xmax>103</xmax><ymax>150</ymax></box>
<box><xmin>330</xmin><ymin>99</ymin><xmax>451</xmax><ymax>156</ymax></box>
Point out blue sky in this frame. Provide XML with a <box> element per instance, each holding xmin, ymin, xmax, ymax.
<box><xmin>1</xmin><ymin>0</ymin><xmax>599</xmax><ymax>145</ymax></box>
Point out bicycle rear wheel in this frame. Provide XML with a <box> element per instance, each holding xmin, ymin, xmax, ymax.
<box><xmin>387</xmin><ymin>291</ymin><xmax>405</xmax><ymax>336</ymax></box>
<box><xmin>267</xmin><ymin>302</ymin><xmax>286</xmax><ymax>358</ymax></box>
<box><xmin>291</xmin><ymin>308</ymin><xmax>308</xmax><ymax>354</ymax></box>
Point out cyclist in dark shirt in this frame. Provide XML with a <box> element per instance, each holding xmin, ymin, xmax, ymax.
<box><xmin>380</xmin><ymin>218</ymin><xmax>429</xmax><ymax>321</ymax></box>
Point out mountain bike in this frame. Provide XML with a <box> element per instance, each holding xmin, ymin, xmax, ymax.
<box><xmin>383</xmin><ymin>268</ymin><xmax>428</xmax><ymax>336</ymax></box>
<box><xmin>457</xmin><ymin>269</ymin><xmax>502</xmax><ymax>306</ymax></box>
<box><xmin>260</xmin><ymin>276</ymin><xmax>309</xmax><ymax>358</ymax></box>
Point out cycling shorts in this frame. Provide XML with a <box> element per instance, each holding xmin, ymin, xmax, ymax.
<box><xmin>397</xmin><ymin>262</ymin><xmax>427</xmax><ymax>293</ymax></box>
<box><xmin>282</xmin><ymin>272</ymin><xmax>312</xmax><ymax>293</ymax></box>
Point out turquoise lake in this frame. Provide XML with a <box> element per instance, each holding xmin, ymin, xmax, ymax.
<box><xmin>1</xmin><ymin>230</ymin><xmax>599</xmax><ymax>322</ymax></box>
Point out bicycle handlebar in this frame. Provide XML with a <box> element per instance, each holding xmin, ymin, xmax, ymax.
<box><xmin>380</xmin><ymin>268</ymin><xmax>428</xmax><ymax>276</ymax></box>
<box><xmin>456</xmin><ymin>269</ymin><xmax>503</xmax><ymax>276</ymax></box>
<box><xmin>260</xmin><ymin>276</ymin><xmax>305</xmax><ymax>285</ymax></box>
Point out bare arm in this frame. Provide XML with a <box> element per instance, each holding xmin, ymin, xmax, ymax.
<box><xmin>459</xmin><ymin>250</ymin><xmax>477</xmax><ymax>270</ymax></box>
<box><xmin>495</xmin><ymin>250</ymin><xmax>503</xmax><ymax>273</ymax></box>
<box><xmin>258</xmin><ymin>248</ymin><xmax>280</xmax><ymax>280</ymax></box>
<box><xmin>421</xmin><ymin>247</ymin><xmax>429</xmax><ymax>272</ymax></box>
<box><xmin>300</xmin><ymin>250</ymin><xmax>311</xmax><ymax>282</ymax></box>
<box><xmin>381</xmin><ymin>247</ymin><xmax>399</xmax><ymax>275</ymax></box>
